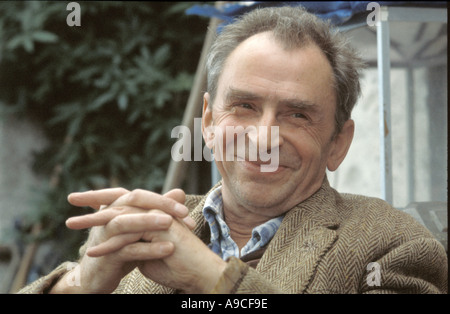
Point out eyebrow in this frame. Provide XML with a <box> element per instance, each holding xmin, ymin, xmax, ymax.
<box><xmin>225</xmin><ymin>87</ymin><xmax>318</xmax><ymax>111</ymax></box>
<box><xmin>225</xmin><ymin>87</ymin><xmax>262</xmax><ymax>104</ymax></box>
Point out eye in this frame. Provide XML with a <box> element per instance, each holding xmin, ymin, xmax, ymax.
<box><xmin>292</xmin><ymin>112</ymin><xmax>307</xmax><ymax>119</ymax></box>
<box><xmin>230</xmin><ymin>102</ymin><xmax>255</xmax><ymax>112</ymax></box>
<box><xmin>238</xmin><ymin>103</ymin><xmax>253</xmax><ymax>110</ymax></box>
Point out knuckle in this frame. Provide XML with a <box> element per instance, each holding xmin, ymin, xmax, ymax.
<box><xmin>127</xmin><ymin>188</ymin><xmax>156</xmax><ymax>203</ymax></box>
<box><xmin>120</xmin><ymin>242</ymin><xmax>153</xmax><ymax>259</ymax></box>
<box><xmin>116</xmin><ymin>187</ymin><xmax>129</xmax><ymax>195</ymax></box>
<box><xmin>130</xmin><ymin>188</ymin><xmax>144</xmax><ymax>196</ymax></box>
<box><xmin>126</xmin><ymin>189</ymin><xmax>144</xmax><ymax>203</ymax></box>
<box><xmin>141</xmin><ymin>231</ymin><xmax>153</xmax><ymax>242</ymax></box>
<box><xmin>126</xmin><ymin>189</ymin><xmax>174</xmax><ymax>212</ymax></box>
<box><xmin>109</xmin><ymin>215</ymin><xmax>127</xmax><ymax>233</ymax></box>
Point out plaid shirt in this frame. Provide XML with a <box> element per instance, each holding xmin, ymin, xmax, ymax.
<box><xmin>202</xmin><ymin>186</ymin><xmax>284</xmax><ymax>261</ymax></box>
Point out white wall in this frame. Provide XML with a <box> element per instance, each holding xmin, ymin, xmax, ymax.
<box><xmin>327</xmin><ymin>66</ymin><xmax>446</xmax><ymax>209</ymax></box>
<box><xmin>0</xmin><ymin>116</ymin><xmax>48</xmax><ymax>241</ymax></box>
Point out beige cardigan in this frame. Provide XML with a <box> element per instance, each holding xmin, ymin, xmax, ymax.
<box><xmin>19</xmin><ymin>179</ymin><xmax>447</xmax><ymax>294</ymax></box>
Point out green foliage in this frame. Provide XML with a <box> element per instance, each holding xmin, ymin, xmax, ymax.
<box><xmin>0</xmin><ymin>1</ymin><xmax>207</xmax><ymax>260</ymax></box>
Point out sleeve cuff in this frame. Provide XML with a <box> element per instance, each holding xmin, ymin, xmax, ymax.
<box><xmin>210</xmin><ymin>256</ymin><xmax>249</xmax><ymax>294</ymax></box>
<box><xmin>17</xmin><ymin>262</ymin><xmax>72</xmax><ymax>294</ymax></box>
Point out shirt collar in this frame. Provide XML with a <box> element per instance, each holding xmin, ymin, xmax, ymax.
<box><xmin>202</xmin><ymin>185</ymin><xmax>224</xmax><ymax>219</ymax></box>
<box><xmin>202</xmin><ymin>185</ymin><xmax>284</xmax><ymax>259</ymax></box>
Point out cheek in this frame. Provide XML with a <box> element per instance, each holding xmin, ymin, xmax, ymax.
<box><xmin>207</xmin><ymin>123</ymin><xmax>238</xmax><ymax>161</ymax></box>
<box><xmin>204</xmin><ymin>110</ymin><xmax>231</xmax><ymax>149</ymax></box>
<box><xmin>285</xmin><ymin>129</ymin><xmax>329</xmax><ymax>165</ymax></box>
<box><xmin>211</xmin><ymin>112</ymin><xmax>254</xmax><ymax>152</ymax></box>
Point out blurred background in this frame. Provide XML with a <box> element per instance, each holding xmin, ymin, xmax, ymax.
<box><xmin>0</xmin><ymin>1</ymin><xmax>447</xmax><ymax>293</ymax></box>
<box><xmin>0</xmin><ymin>1</ymin><xmax>212</xmax><ymax>292</ymax></box>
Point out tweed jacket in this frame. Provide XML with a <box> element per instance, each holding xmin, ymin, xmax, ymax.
<box><xmin>19</xmin><ymin>179</ymin><xmax>447</xmax><ymax>294</ymax></box>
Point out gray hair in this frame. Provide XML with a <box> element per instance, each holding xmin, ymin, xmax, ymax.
<box><xmin>206</xmin><ymin>6</ymin><xmax>365</xmax><ymax>133</ymax></box>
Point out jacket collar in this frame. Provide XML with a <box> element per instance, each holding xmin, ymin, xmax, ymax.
<box><xmin>191</xmin><ymin>176</ymin><xmax>340</xmax><ymax>232</ymax></box>
<box><xmin>256</xmin><ymin>177</ymin><xmax>340</xmax><ymax>292</ymax></box>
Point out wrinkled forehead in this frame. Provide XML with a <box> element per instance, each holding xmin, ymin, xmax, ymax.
<box><xmin>215</xmin><ymin>32</ymin><xmax>335</xmax><ymax>104</ymax></box>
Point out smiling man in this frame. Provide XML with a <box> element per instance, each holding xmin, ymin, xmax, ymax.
<box><xmin>20</xmin><ymin>6</ymin><xmax>447</xmax><ymax>294</ymax></box>
<box><xmin>202</xmin><ymin>31</ymin><xmax>351</xmax><ymax>217</ymax></box>
<box><xmin>200</xmin><ymin>30</ymin><xmax>355</xmax><ymax>253</ymax></box>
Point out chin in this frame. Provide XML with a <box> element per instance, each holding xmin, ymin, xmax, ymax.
<box><xmin>234</xmin><ymin>180</ymin><xmax>291</xmax><ymax>210</ymax></box>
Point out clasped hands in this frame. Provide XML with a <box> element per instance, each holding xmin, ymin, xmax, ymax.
<box><xmin>55</xmin><ymin>188</ymin><xmax>226</xmax><ymax>294</ymax></box>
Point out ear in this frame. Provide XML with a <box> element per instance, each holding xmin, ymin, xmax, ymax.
<box><xmin>327</xmin><ymin>119</ymin><xmax>354</xmax><ymax>172</ymax></box>
<box><xmin>201</xmin><ymin>93</ymin><xmax>215</xmax><ymax>149</ymax></box>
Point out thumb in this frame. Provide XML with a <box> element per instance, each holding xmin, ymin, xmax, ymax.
<box><xmin>163</xmin><ymin>188</ymin><xmax>186</xmax><ymax>205</ymax></box>
<box><xmin>163</xmin><ymin>189</ymin><xmax>196</xmax><ymax>230</ymax></box>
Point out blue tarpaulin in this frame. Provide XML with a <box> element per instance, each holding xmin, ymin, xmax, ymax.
<box><xmin>186</xmin><ymin>1</ymin><xmax>446</xmax><ymax>29</ymax></box>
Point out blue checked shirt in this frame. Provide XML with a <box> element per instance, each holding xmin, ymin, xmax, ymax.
<box><xmin>202</xmin><ymin>186</ymin><xmax>284</xmax><ymax>261</ymax></box>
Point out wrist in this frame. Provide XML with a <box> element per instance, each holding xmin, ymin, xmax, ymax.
<box><xmin>188</xmin><ymin>254</ymin><xmax>227</xmax><ymax>294</ymax></box>
<box><xmin>49</xmin><ymin>264</ymin><xmax>85</xmax><ymax>293</ymax></box>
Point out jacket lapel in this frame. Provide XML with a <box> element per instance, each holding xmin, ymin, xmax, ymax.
<box><xmin>256</xmin><ymin>178</ymin><xmax>340</xmax><ymax>293</ymax></box>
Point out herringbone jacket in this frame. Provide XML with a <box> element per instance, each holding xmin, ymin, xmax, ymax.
<box><xmin>20</xmin><ymin>179</ymin><xmax>447</xmax><ymax>294</ymax></box>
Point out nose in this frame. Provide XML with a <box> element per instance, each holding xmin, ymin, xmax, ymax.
<box><xmin>256</xmin><ymin>111</ymin><xmax>283</xmax><ymax>151</ymax></box>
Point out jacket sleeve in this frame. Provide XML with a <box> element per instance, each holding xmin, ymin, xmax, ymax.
<box><xmin>17</xmin><ymin>262</ymin><xmax>73</xmax><ymax>294</ymax></box>
<box><xmin>212</xmin><ymin>237</ymin><xmax>447</xmax><ymax>294</ymax></box>
<box><xmin>210</xmin><ymin>257</ymin><xmax>284</xmax><ymax>293</ymax></box>
<box><xmin>361</xmin><ymin>237</ymin><xmax>447</xmax><ymax>294</ymax></box>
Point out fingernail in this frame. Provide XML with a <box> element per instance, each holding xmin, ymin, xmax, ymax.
<box><xmin>174</xmin><ymin>203</ymin><xmax>189</xmax><ymax>216</ymax></box>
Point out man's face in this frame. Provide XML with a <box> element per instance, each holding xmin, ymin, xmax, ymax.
<box><xmin>202</xmin><ymin>31</ymin><xmax>353</xmax><ymax>218</ymax></box>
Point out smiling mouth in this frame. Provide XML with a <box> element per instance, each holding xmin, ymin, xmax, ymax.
<box><xmin>238</xmin><ymin>158</ymin><xmax>285</xmax><ymax>174</ymax></box>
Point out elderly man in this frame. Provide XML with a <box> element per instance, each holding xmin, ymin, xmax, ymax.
<box><xmin>20</xmin><ymin>6</ymin><xmax>447</xmax><ymax>294</ymax></box>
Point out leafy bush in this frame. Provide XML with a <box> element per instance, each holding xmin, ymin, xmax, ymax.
<box><xmin>0</xmin><ymin>1</ymin><xmax>207</xmax><ymax>260</ymax></box>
